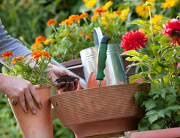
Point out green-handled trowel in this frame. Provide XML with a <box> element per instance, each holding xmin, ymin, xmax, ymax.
<box><xmin>96</xmin><ymin>36</ymin><xmax>111</xmax><ymax>87</ymax></box>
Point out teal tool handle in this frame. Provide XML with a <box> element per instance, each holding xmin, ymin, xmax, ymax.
<box><xmin>96</xmin><ymin>36</ymin><xmax>110</xmax><ymax>80</ymax></box>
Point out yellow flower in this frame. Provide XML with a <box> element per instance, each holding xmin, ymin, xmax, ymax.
<box><xmin>44</xmin><ymin>39</ymin><xmax>55</xmax><ymax>45</ymax></box>
<box><xmin>151</xmin><ymin>14</ymin><xmax>163</xmax><ymax>31</ymax></box>
<box><xmin>119</xmin><ymin>8</ymin><xmax>130</xmax><ymax>20</ymax></box>
<box><xmin>104</xmin><ymin>11</ymin><xmax>114</xmax><ymax>18</ymax></box>
<box><xmin>135</xmin><ymin>0</ymin><xmax>155</xmax><ymax>17</ymax></box>
<box><xmin>85</xmin><ymin>0</ymin><xmax>97</xmax><ymax>8</ymax></box>
<box><xmin>101</xmin><ymin>16</ymin><xmax>108</xmax><ymax>25</ymax></box>
<box><xmin>161</xmin><ymin>0</ymin><xmax>178</xmax><ymax>9</ymax></box>
<box><xmin>102</xmin><ymin>1</ymin><xmax>113</xmax><ymax>10</ymax></box>
<box><xmin>91</xmin><ymin>14</ymin><xmax>100</xmax><ymax>22</ymax></box>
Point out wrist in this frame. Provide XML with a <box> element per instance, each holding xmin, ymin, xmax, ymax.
<box><xmin>0</xmin><ymin>73</ymin><xmax>7</xmax><ymax>93</ymax></box>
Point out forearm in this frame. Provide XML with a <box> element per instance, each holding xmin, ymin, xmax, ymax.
<box><xmin>0</xmin><ymin>19</ymin><xmax>32</xmax><ymax>67</ymax></box>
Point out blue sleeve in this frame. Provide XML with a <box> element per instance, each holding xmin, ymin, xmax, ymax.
<box><xmin>0</xmin><ymin>18</ymin><xmax>32</xmax><ymax>66</ymax></box>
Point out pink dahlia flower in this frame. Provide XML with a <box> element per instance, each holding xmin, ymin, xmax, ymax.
<box><xmin>162</xmin><ymin>18</ymin><xmax>180</xmax><ymax>45</ymax></box>
<box><xmin>121</xmin><ymin>30</ymin><xmax>148</xmax><ymax>51</ymax></box>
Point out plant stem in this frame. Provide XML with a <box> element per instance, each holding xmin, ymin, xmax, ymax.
<box><xmin>148</xmin><ymin>6</ymin><xmax>154</xmax><ymax>44</ymax></box>
<box><xmin>140</xmin><ymin>65</ymin><xmax>150</xmax><ymax>91</ymax></box>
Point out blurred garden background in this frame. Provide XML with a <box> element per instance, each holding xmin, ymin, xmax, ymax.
<box><xmin>1</xmin><ymin>0</ymin><xmax>180</xmax><ymax>137</ymax></box>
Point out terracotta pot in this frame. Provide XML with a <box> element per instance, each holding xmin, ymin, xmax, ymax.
<box><xmin>129</xmin><ymin>127</ymin><xmax>180</xmax><ymax>138</ymax></box>
<box><xmin>50</xmin><ymin>83</ymin><xmax>149</xmax><ymax>138</ymax></box>
<box><xmin>58</xmin><ymin>81</ymin><xmax>81</xmax><ymax>94</ymax></box>
<box><xmin>8</xmin><ymin>84</ymin><xmax>53</xmax><ymax>138</ymax></box>
<box><xmin>86</xmin><ymin>72</ymin><xmax>106</xmax><ymax>89</ymax></box>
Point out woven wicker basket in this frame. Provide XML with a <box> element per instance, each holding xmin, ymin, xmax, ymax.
<box><xmin>50</xmin><ymin>83</ymin><xmax>149</xmax><ymax>138</ymax></box>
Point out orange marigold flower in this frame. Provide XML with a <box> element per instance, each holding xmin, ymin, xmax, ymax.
<box><xmin>32</xmin><ymin>42</ymin><xmax>43</xmax><ymax>51</ymax></box>
<box><xmin>79</xmin><ymin>32</ymin><xmax>85</xmax><ymax>35</ymax></box>
<box><xmin>11</xmin><ymin>56</ymin><xmax>25</xmax><ymax>64</ymax></box>
<box><xmin>86</xmin><ymin>35</ymin><xmax>91</xmax><ymax>40</ymax></box>
<box><xmin>80</xmin><ymin>13</ymin><xmax>89</xmax><ymax>19</ymax></box>
<box><xmin>94</xmin><ymin>7</ymin><xmax>105</xmax><ymax>15</ymax></box>
<box><xmin>2</xmin><ymin>51</ymin><xmax>13</xmax><ymax>57</ymax></box>
<box><xmin>35</xmin><ymin>36</ymin><xmax>46</xmax><ymax>43</ymax></box>
<box><xmin>91</xmin><ymin>14</ymin><xmax>100</xmax><ymax>22</ymax></box>
<box><xmin>31</xmin><ymin>51</ymin><xmax>49</xmax><ymax>60</ymax></box>
<box><xmin>47</xmin><ymin>19</ymin><xmax>57</xmax><ymax>26</ymax></box>
<box><xmin>115</xmin><ymin>11</ymin><xmax>121</xmax><ymax>15</ymax></box>
<box><xmin>61</xmin><ymin>19</ymin><xmax>74</xmax><ymax>27</ymax></box>
<box><xmin>69</xmin><ymin>15</ymin><xmax>80</xmax><ymax>22</ymax></box>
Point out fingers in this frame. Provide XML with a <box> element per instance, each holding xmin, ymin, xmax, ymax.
<box><xmin>12</xmin><ymin>97</ymin><xmax>18</xmax><ymax>107</ymax></box>
<box><xmin>30</xmin><ymin>86</ymin><xmax>42</xmax><ymax>109</ymax></box>
<box><xmin>18</xmin><ymin>92</ymin><xmax>28</xmax><ymax>114</ymax></box>
<box><xmin>24</xmin><ymin>89</ymin><xmax>37</xmax><ymax>114</ymax></box>
<box><xmin>68</xmin><ymin>82</ymin><xmax>74</xmax><ymax>91</ymax></box>
<box><xmin>60</xmin><ymin>82</ymin><xmax>70</xmax><ymax>92</ymax></box>
<box><xmin>74</xmin><ymin>79</ymin><xmax>79</xmax><ymax>88</ymax></box>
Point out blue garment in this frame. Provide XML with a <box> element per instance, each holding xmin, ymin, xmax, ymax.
<box><xmin>0</xmin><ymin>19</ymin><xmax>32</xmax><ymax>66</ymax></box>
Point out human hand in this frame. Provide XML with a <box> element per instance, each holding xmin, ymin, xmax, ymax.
<box><xmin>0</xmin><ymin>74</ymin><xmax>42</xmax><ymax>114</ymax></box>
<box><xmin>47</xmin><ymin>65</ymin><xmax>79</xmax><ymax>92</ymax></box>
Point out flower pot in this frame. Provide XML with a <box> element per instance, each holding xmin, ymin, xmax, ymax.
<box><xmin>58</xmin><ymin>81</ymin><xmax>81</xmax><ymax>94</ymax></box>
<box><xmin>50</xmin><ymin>83</ymin><xmax>149</xmax><ymax>138</ymax></box>
<box><xmin>8</xmin><ymin>84</ymin><xmax>53</xmax><ymax>138</ymax></box>
<box><xmin>86</xmin><ymin>72</ymin><xmax>106</xmax><ymax>88</ymax></box>
<box><xmin>129</xmin><ymin>127</ymin><xmax>180</xmax><ymax>138</ymax></box>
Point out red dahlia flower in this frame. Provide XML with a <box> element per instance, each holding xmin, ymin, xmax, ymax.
<box><xmin>162</xmin><ymin>18</ymin><xmax>180</xmax><ymax>45</ymax></box>
<box><xmin>121</xmin><ymin>30</ymin><xmax>148</xmax><ymax>51</ymax></box>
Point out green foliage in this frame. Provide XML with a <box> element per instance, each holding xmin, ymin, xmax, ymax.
<box><xmin>53</xmin><ymin>119</ymin><xmax>75</xmax><ymax>138</ymax></box>
<box><xmin>6</xmin><ymin>54</ymin><xmax>52</xmax><ymax>85</ymax></box>
<box><xmin>123</xmin><ymin>12</ymin><xmax>180</xmax><ymax>131</ymax></box>
<box><xmin>0</xmin><ymin>0</ymin><xmax>85</xmax><ymax>48</ymax></box>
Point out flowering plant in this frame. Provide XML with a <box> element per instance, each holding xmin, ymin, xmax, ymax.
<box><xmin>122</xmin><ymin>2</ymin><xmax>180</xmax><ymax>131</ymax></box>
<box><xmin>31</xmin><ymin>1</ymin><xmax>130</xmax><ymax>63</ymax></box>
<box><xmin>2</xmin><ymin>51</ymin><xmax>52</xmax><ymax>85</ymax></box>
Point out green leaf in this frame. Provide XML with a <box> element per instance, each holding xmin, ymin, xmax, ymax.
<box><xmin>156</xmin><ymin>73</ymin><xmax>166</xmax><ymax>80</ymax></box>
<box><xmin>174</xmin><ymin>56</ymin><xmax>180</xmax><ymax>62</ymax></box>
<box><xmin>150</xmin><ymin>124</ymin><xmax>161</xmax><ymax>130</ymax></box>
<box><xmin>159</xmin><ymin>35</ymin><xmax>169</xmax><ymax>45</ymax></box>
<box><xmin>175</xmin><ymin>115</ymin><xmax>180</xmax><ymax>123</ymax></box>
<box><xmin>161</xmin><ymin>89</ymin><xmax>167</xmax><ymax>99</ymax></box>
<box><xmin>170</xmin><ymin>77</ymin><xmax>180</xmax><ymax>84</ymax></box>
<box><xmin>138</xmin><ymin>117</ymin><xmax>151</xmax><ymax>131</ymax></box>
<box><xmin>166</xmin><ymin>86</ymin><xmax>176</xmax><ymax>95</ymax></box>
<box><xmin>149</xmin><ymin>83</ymin><xmax>161</xmax><ymax>95</ymax></box>
<box><xmin>166</xmin><ymin>94</ymin><xmax>176</xmax><ymax>106</ymax></box>
<box><xmin>125</xmin><ymin>56</ymin><xmax>141</xmax><ymax>61</ymax></box>
<box><xmin>130</xmin><ymin>20</ymin><xmax>150</xmax><ymax>27</ymax></box>
<box><xmin>129</xmin><ymin>74</ymin><xmax>144</xmax><ymax>83</ymax></box>
<box><xmin>122</xmin><ymin>50</ymin><xmax>139</xmax><ymax>57</ymax></box>
<box><xmin>150</xmin><ymin>44</ymin><xmax>161</xmax><ymax>51</ymax></box>
<box><xmin>134</xmin><ymin>90</ymin><xmax>147</xmax><ymax>105</ymax></box>
<box><xmin>157</xmin><ymin>110</ymin><xmax>165</xmax><ymax>118</ymax></box>
<box><xmin>164</xmin><ymin>109</ymin><xmax>171</xmax><ymax>117</ymax></box>
<box><xmin>165</xmin><ymin>105</ymin><xmax>180</xmax><ymax>112</ymax></box>
<box><xmin>127</xmin><ymin>62</ymin><xmax>146</xmax><ymax>67</ymax></box>
<box><xmin>43</xmin><ymin>71</ymin><xmax>50</xmax><ymax>75</ymax></box>
<box><xmin>146</xmin><ymin>110</ymin><xmax>158</xmax><ymax>124</ymax></box>
<box><xmin>144</xmin><ymin>98</ymin><xmax>157</xmax><ymax>111</ymax></box>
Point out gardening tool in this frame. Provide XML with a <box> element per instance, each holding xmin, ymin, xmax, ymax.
<box><xmin>80</xmin><ymin>27</ymin><xmax>127</xmax><ymax>87</ymax></box>
<box><xmin>96</xmin><ymin>36</ymin><xmax>111</xmax><ymax>87</ymax></box>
